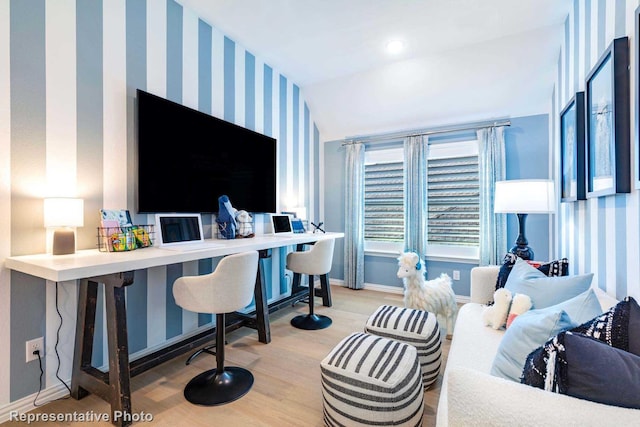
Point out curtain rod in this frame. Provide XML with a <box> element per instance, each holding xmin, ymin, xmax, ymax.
<box><xmin>340</xmin><ymin>119</ymin><xmax>511</xmax><ymax>146</ymax></box>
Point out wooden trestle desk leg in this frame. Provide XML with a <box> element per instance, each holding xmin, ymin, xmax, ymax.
<box><xmin>319</xmin><ymin>274</ymin><xmax>332</xmax><ymax>307</ymax></box>
<box><xmin>71</xmin><ymin>272</ymin><xmax>135</xmax><ymax>427</ymax></box>
<box><xmin>255</xmin><ymin>250</ymin><xmax>271</xmax><ymax>344</ymax></box>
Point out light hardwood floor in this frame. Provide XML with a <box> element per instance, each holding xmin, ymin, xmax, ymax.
<box><xmin>4</xmin><ymin>286</ymin><xmax>450</xmax><ymax>427</ymax></box>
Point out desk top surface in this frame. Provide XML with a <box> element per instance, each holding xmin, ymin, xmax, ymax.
<box><xmin>5</xmin><ymin>232</ymin><xmax>344</xmax><ymax>282</ymax></box>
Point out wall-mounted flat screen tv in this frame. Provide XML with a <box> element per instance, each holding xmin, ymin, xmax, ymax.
<box><xmin>137</xmin><ymin>89</ymin><xmax>277</xmax><ymax>214</ymax></box>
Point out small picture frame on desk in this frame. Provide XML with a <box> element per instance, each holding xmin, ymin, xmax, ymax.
<box><xmin>291</xmin><ymin>219</ymin><xmax>305</xmax><ymax>234</ymax></box>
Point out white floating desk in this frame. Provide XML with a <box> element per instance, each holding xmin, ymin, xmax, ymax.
<box><xmin>5</xmin><ymin>232</ymin><xmax>343</xmax><ymax>282</ymax></box>
<box><xmin>5</xmin><ymin>231</ymin><xmax>343</xmax><ymax>426</ymax></box>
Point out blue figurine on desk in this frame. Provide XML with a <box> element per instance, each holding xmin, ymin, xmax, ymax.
<box><xmin>216</xmin><ymin>195</ymin><xmax>237</xmax><ymax>239</ymax></box>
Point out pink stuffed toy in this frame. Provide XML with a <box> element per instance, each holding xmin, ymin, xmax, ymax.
<box><xmin>506</xmin><ymin>293</ymin><xmax>532</xmax><ymax>328</ymax></box>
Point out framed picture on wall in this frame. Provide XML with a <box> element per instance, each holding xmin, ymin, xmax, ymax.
<box><xmin>585</xmin><ymin>36</ymin><xmax>631</xmax><ymax>198</ymax></box>
<box><xmin>560</xmin><ymin>92</ymin><xmax>586</xmax><ymax>202</ymax></box>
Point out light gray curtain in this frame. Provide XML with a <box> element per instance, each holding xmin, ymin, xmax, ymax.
<box><xmin>344</xmin><ymin>143</ymin><xmax>365</xmax><ymax>289</ymax></box>
<box><xmin>477</xmin><ymin>127</ymin><xmax>506</xmax><ymax>265</ymax></box>
<box><xmin>403</xmin><ymin>135</ymin><xmax>428</xmax><ymax>261</ymax></box>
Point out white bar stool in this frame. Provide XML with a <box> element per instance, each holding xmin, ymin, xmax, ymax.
<box><xmin>172</xmin><ymin>251</ymin><xmax>259</xmax><ymax>405</ymax></box>
<box><xmin>286</xmin><ymin>238</ymin><xmax>335</xmax><ymax>330</ymax></box>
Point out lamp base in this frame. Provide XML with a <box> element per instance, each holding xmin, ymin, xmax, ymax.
<box><xmin>509</xmin><ymin>245</ymin><xmax>534</xmax><ymax>261</ymax></box>
<box><xmin>510</xmin><ymin>213</ymin><xmax>534</xmax><ymax>261</ymax></box>
<box><xmin>53</xmin><ymin>229</ymin><xmax>75</xmax><ymax>255</ymax></box>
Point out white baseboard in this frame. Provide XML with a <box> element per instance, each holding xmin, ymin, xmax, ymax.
<box><xmin>329</xmin><ymin>278</ymin><xmax>470</xmax><ymax>304</ymax></box>
<box><xmin>0</xmin><ymin>382</ymin><xmax>70</xmax><ymax>423</ymax></box>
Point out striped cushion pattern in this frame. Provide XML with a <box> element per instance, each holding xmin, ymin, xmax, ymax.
<box><xmin>365</xmin><ymin>305</ymin><xmax>442</xmax><ymax>389</ymax></box>
<box><xmin>321</xmin><ymin>332</ymin><xmax>424</xmax><ymax>427</ymax></box>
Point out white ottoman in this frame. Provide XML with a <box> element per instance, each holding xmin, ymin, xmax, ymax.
<box><xmin>321</xmin><ymin>332</ymin><xmax>424</xmax><ymax>426</ymax></box>
<box><xmin>365</xmin><ymin>305</ymin><xmax>442</xmax><ymax>389</ymax></box>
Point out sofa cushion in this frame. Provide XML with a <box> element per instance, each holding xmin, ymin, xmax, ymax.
<box><xmin>490</xmin><ymin>288</ymin><xmax>601</xmax><ymax>383</ymax></box>
<box><xmin>522</xmin><ymin>297</ymin><xmax>640</xmax><ymax>390</ymax></box>
<box><xmin>572</xmin><ymin>296</ymin><xmax>640</xmax><ymax>354</ymax></box>
<box><xmin>544</xmin><ymin>288</ymin><xmax>603</xmax><ymax>325</ymax></box>
<box><xmin>504</xmin><ymin>258</ymin><xmax>593</xmax><ymax>309</ymax></box>
<box><xmin>523</xmin><ymin>331</ymin><xmax>640</xmax><ymax>409</ymax></box>
<box><xmin>564</xmin><ymin>333</ymin><xmax>640</xmax><ymax>409</ymax></box>
<box><xmin>490</xmin><ymin>307</ymin><xmax>576</xmax><ymax>382</ymax></box>
<box><xmin>496</xmin><ymin>253</ymin><xmax>569</xmax><ymax>291</ymax></box>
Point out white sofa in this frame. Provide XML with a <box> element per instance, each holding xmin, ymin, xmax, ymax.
<box><xmin>436</xmin><ymin>265</ymin><xmax>640</xmax><ymax>426</ymax></box>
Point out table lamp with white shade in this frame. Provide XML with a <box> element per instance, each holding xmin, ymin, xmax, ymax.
<box><xmin>44</xmin><ymin>198</ymin><xmax>84</xmax><ymax>255</ymax></box>
<box><xmin>493</xmin><ymin>180</ymin><xmax>555</xmax><ymax>260</ymax></box>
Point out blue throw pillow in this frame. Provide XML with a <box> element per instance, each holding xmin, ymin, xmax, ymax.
<box><xmin>495</xmin><ymin>253</ymin><xmax>569</xmax><ymax>292</ymax></box>
<box><xmin>540</xmin><ymin>288</ymin><xmax>602</xmax><ymax>325</ymax></box>
<box><xmin>563</xmin><ymin>333</ymin><xmax>640</xmax><ymax>409</ymax></box>
<box><xmin>504</xmin><ymin>258</ymin><xmax>593</xmax><ymax>309</ymax></box>
<box><xmin>526</xmin><ymin>332</ymin><xmax>640</xmax><ymax>409</ymax></box>
<box><xmin>490</xmin><ymin>308</ymin><xmax>576</xmax><ymax>382</ymax></box>
<box><xmin>571</xmin><ymin>296</ymin><xmax>640</xmax><ymax>355</ymax></box>
<box><xmin>523</xmin><ymin>296</ymin><xmax>640</xmax><ymax>390</ymax></box>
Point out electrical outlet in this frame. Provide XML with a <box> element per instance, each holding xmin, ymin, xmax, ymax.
<box><xmin>453</xmin><ymin>270</ymin><xmax>460</xmax><ymax>281</ymax></box>
<box><xmin>25</xmin><ymin>337</ymin><xmax>44</xmax><ymax>363</ymax></box>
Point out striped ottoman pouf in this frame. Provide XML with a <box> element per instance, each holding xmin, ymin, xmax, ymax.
<box><xmin>321</xmin><ymin>332</ymin><xmax>424</xmax><ymax>427</ymax></box>
<box><xmin>365</xmin><ymin>305</ymin><xmax>442</xmax><ymax>389</ymax></box>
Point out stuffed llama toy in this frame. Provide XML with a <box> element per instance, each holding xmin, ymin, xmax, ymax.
<box><xmin>506</xmin><ymin>293</ymin><xmax>532</xmax><ymax>329</ymax></box>
<box><xmin>397</xmin><ymin>252</ymin><xmax>458</xmax><ymax>338</ymax></box>
<box><xmin>482</xmin><ymin>288</ymin><xmax>512</xmax><ymax>329</ymax></box>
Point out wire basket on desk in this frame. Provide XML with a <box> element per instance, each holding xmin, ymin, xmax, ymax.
<box><xmin>97</xmin><ymin>225</ymin><xmax>154</xmax><ymax>252</ymax></box>
<box><xmin>215</xmin><ymin>218</ymin><xmax>254</xmax><ymax>239</ymax></box>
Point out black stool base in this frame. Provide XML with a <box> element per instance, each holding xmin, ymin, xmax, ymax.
<box><xmin>291</xmin><ymin>314</ymin><xmax>332</xmax><ymax>330</ymax></box>
<box><xmin>184</xmin><ymin>367</ymin><xmax>254</xmax><ymax>406</ymax></box>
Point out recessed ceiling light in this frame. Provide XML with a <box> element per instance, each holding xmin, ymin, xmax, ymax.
<box><xmin>386</xmin><ymin>40</ymin><xmax>405</xmax><ymax>54</ymax></box>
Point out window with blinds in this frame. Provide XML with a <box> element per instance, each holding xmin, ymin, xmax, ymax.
<box><xmin>427</xmin><ymin>155</ymin><xmax>479</xmax><ymax>246</ymax></box>
<box><xmin>364</xmin><ymin>148</ymin><xmax>404</xmax><ymax>245</ymax></box>
<box><xmin>363</xmin><ymin>141</ymin><xmax>480</xmax><ymax>259</ymax></box>
<box><xmin>364</xmin><ymin>162</ymin><xmax>404</xmax><ymax>242</ymax></box>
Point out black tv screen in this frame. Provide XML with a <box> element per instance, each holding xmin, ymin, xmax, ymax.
<box><xmin>137</xmin><ymin>89</ymin><xmax>277</xmax><ymax>214</ymax></box>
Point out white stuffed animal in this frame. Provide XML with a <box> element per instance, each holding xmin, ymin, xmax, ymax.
<box><xmin>235</xmin><ymin>210</ymin><xmax>254</xmax><ymax>237</ymax></box>
<box><xmin>397</xmin><ymin>252</ymin><xmax>458</xmax><ymax>339</ymax></box>
<box><xmin>482</xmin><ymin>288</ymin><xmax>513</xmax><ymax>330</ymax></box>
<box><xmin>506</xmin><ymin>293</ymin><xmax>532</xmax><ymax>329</ymax></box>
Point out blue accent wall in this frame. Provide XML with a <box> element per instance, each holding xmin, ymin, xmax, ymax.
<box><xmin>504</xmin><ymin>114</ymin><xmax>551</xmax><ymax>262</ymax></box>
<box><xmin>223</xmin><ymin>36</ymin><xmax>235</xmax><ymax>122</ymax></box>
<box><xmin>198</xmin><ymin>21</ymin><xmax>213</xmax><ymax>115</ymax></box>
<box><xmin>324</xmin><ymin>114</ymin><xmax>551</xmax><ymax>294</ymax></box>
<box><xmin>245</xmin><ymin>52</ymin><xmax>256</xmax><ymax>130</ymax></box>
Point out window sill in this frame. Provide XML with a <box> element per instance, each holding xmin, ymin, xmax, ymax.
<box><xmin>364</xmin><ymin>250</ymin><xmax>479</xmax><ymax>264</ymax></box>
<box><xmin>364</xmin><ymin>249</ymin><xmax>401</xmax><ymax>258</ymax></box>
<box><xmin>425</xmin><ymin>254</ymin><xmax>479</xmax><ymax>264</ymax></box>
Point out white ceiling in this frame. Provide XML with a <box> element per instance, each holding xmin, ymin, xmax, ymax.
<box><xmin>178</xmin><ymin>0</ymin><xmax>572</xmax><ymax>141</ymax></box>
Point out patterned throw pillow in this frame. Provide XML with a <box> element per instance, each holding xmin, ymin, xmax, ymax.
<box><xmin>521</xmin><ymin>331</ymin><xmax>640</xmax><ymax>409</ymax></box>
<box><xmin>495</xmin><ymin>253</ymin><xmax>569</xmax><ymax>292</ymax></box>
<box><xmin>522</xmin><ymin>297</ymin><xmax>640</xmax><ymax>390</ymax></box>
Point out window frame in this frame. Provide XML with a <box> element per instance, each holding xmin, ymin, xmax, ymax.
<box><xmin>363</xmin><ymin>147</ymin><xmax>404</xmax><ymax>255</ymax></box>
<box><xmin>426</xmin><ymin>139</ymin><xmax>480</xmax><ymax>261</ymax></box>
<box><xmin>362</xmin><ymin>140</ymin><xmax>480</xmax><ymax>262</ymax></box>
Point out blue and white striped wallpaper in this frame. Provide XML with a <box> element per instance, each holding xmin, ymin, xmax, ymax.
<box><xmin>0</xmin><ymin>0</ymin><xmax>320</xmax><ymax>407</ymax></box>
<box><xmin>554</xmin><ymin>0</ymin><xmax>640</xmax><ymax>302</ymax></box>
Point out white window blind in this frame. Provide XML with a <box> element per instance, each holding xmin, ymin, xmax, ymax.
<box><xmin>427</xmin><ymin>144</ymin><xmax>479</xmax><ymax>247</ymax></box>
<box><xmin>363</xmin><ymin>141</ymin><xmax>480</xmax><ymax>259</ymax></box>
<box><xmin>364</xmin><ymin>148</ymin><xmax>404</xmax><ymax>243</ymax></box>
<box><xmin>364</xmin><ymin>161</ymin><xmax>404</xmax><ymax>242</ymax></box>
